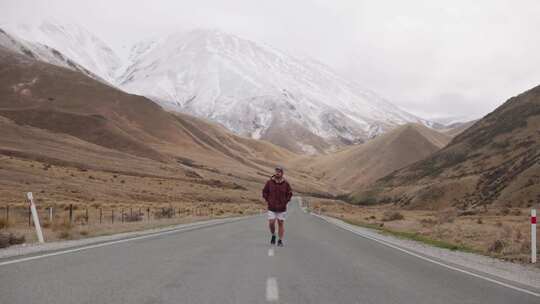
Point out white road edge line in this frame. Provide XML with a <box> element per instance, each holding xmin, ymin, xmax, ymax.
<box><xmin>268</xmin><ymin>248</ymin><xmax>275</xmax><ymax>257</ymax></box>
<box><xmin>312</xmin><ymin>213</ymin><xmax>540</xmax><ymax>298</ymax></box>
<box><xmin>266</xmin><ymin>277</ymin><xmax>279</xmax><ymax>302</ymax></box>
<box><xmin>0</xmin><ymin>217</ymin><xmax>247</xmax><ymax>267</ymax></box>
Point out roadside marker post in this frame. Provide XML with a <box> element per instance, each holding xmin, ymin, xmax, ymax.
<box><xmin>532</xmin><ymin>209</ymin><xmax>537</xmax><ymax>264</ymax></box>
<box><xmin>26</xmin><ymin>192</ymin><xmax>45</xmax><ymax>243</ymax></box>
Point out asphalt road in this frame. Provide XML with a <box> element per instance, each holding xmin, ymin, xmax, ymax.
<box><xmin>0</xmin><ymin>198</ymin><xmax>538</xmax><ymax>304</ymax></box>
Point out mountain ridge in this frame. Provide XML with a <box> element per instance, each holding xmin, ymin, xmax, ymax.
<box><xmin>4</xmin><ymin>20</ymin><xmax>437</xmax><ymax>155</ymax></box>
<box><xmin>0</xmin><ymin>44</ymin><xmax>332</xmax><ymax>207</ymax></box>
<box><xmin>118</xmin><ymin>28</ymin><xmax>429</xmax><ymax>153</ymax></box>
<box><xmin>351</xmin><ymin>85</ymin><xmax>540</xmax><ymax>209</ymax></box>
<box><xmin>2</xmin><ymin>19</ymin><xmax>122</xmax><ymax>84</ymax></box>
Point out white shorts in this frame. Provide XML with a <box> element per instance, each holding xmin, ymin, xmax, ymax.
<box><xmin>268</xmin><ymin>210</ymin><xmax>287</xmax><ymax>221</ymax></box>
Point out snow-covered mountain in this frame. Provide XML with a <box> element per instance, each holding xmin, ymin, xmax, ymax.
<box><xmin>2</xmin><ymin>19</ymin><xmax>122</xmax><ymax>84</ymax></box>
<box><xmin>0</xmin><ymin>27</ymin><xmax>104</xmax><ymax>81</ymax></box>
<box><xmin>118</xmin><ymin>29</ymin><xmax>427</xmax><ymax>153</ymax></box>
<box><xmin>430</xmin><ymin>115</ymin><xmax>479</xmax><ymax>127</ymax></box>
<box><xmin>2</xmin><ymin>21</ymin><xmax>431</xmax><ymax>154</ymax></box>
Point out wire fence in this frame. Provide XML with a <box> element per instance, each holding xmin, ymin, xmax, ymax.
<box><xmin>0</xmin><ymin>204</ymin><xmax>224</xmax><ymax>229</ymax></box>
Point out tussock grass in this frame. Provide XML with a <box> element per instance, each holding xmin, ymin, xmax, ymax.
<box><xmin>57</xmin><ymin>230</ymin><xmax>71</xmax><ymax>239</ymax></box>
<box><xmin>310</xmin><ymin>198</ymin><xmax>535</xmax><ymax>263</ymax></box>
<box><xmin>343</xmin><ymin>218</ymin><xmax>475</xmax><ymax>253</ymax></box>
<box><xmin>0</xmin><ymin>232</ymin><xmax>25</xmax><ymax>248</ymax></box>
<box><xmin>0</xmin><ymin>233</ymin><xmax>9</xmax><ymax>248</ymax></box>
<box><xmin>381</xmin><ymin>211</ymin><xmax>404</xmax><ymax>222</ymax></box>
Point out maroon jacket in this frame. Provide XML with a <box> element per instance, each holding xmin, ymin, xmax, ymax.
<box><xmin>262</xmin><ymin>176</ymin><xmax>293</xmax><ymax>212</ymax></box>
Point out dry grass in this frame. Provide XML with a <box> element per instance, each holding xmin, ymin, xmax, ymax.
<box><xmin>57</xmin><ymin>230</ymin><xmax>71</xmax><ymax>240</ymax></box>
<box><xmin>0</xmin><ymin>155</ymin><xmax>272</xmax><ymax>244</ymax></box>
<box><xmin>0</xmin><ymin>218</ymin><xmax>7</xmax><ymax>229</ymax></box>
<box><xmin>306</xmin><ymin>198</ymin><xmax>538</xmax><ymax>264</ymax></box>
<box><xmin>0</xmin><ymin>233</ymin><xmax>8</xmax><ymax>248</ymax></box>
<box><xmin>1</xmin><ymin>201</ymin><xmax>263</xmax><ymax>244</ymax></box>
<box><xmin>0</xmin><ymin>232</ymin><xmax>25</xmax><ymax>248</ymax></box>
<box><xmin>381</xmin><ymin>211</ymin><xmax>404</xmax><ymax>222</ymax></box>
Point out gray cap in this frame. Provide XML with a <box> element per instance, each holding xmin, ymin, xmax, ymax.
<box><xmin>275</xmin><ymin>166</ymin><xmax>284</xmax><ymax>172</ymax></box>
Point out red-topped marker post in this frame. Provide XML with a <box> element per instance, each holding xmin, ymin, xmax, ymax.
<box><xmin>532</xmin><ymin>209</ymin><xmax>537</xmax><ymax>263</ymax></box>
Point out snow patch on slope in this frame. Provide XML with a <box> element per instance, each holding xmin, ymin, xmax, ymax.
<box><xmin>3</xmin><ymin>18</ymin><xmax>122</xmax><ymax>83</ymax></box>
<box><xmin>0</xmin><ymin>27</ymin><xmax>104</xmax><ymax>81</ymax></box>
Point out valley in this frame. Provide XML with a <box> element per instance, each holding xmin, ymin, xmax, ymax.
<box><xmin>0</xmin><ymin>19</ymin><xmax>538</xmax><ymax>266</ymax></box>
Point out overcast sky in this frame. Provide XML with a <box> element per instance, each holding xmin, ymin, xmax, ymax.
<box><xmin>1</xmin><ymin>0</ymin><xmax>539</xmax><ymax>120</ymax></box>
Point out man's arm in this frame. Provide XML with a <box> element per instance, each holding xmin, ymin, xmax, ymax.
<box><xmin>286</xmin><ymin>182</ymin><xmax>293</xmax><ymax>203</ymax></box>
<box><xmin>262</xmin><ymin>181</ymin><xmax>270</xmax><ymax>201</ymax></box>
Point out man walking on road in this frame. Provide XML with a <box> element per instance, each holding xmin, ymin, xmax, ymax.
<box><xmin>262</xmin><ymin>167</ymin><xmax>293</xmax><ymax>247</ymax></box>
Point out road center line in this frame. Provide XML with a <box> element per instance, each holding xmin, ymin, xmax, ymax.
<box><xmin>268</xmin><ymin>248</ymin><xmax>275</xmax><ymax>256</ymax></box>
<box><xmin>266</xmin><ymin>277</ymin><xmax>279</xmax><ymax>302</ymax></box>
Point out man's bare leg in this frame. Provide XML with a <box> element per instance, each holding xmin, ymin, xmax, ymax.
<box><xmin>269</xmin><ymin>219</ymin><xmax>276</xmax><ymax>235</ymax></box>
<box><xmin>277</xmin><ymin>219</ymin><xmax>284</xmax><ymax>240</ymax></box>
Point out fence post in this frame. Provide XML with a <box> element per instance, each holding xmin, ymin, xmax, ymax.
<box><xmin>5</xmin><ymin>205</ymin><xmax>9</xmax><ymax>225</ymax></box>
<box><xmin>69</xmin><ymin>204</ymin><xmax>73</xmax><ymax>224</ymax></box>
<box><xmin>26</xmin><ymin>192</ymin><xmax>44</xmax><ymax>243</ymax></box>
<box><xmin>121</xmin><ymin>209</ymin><xmax>124</xmax><ymax>223</ymax></box>
<box><xmin>85</xmin><ymin>208</ymin><xmax>89</xmax><ymax>224</ymax></box>
<box><xmin>99</xmin><ymin>208</ymin><xmax>102</xmax><ymax>224</ymax></box>
<box><xmin>49</xmin><ymin>207</ymin><xmax>53</xmax><ymax>223</ymax></box>
<box><xmin>532</xmin><ymin>209</ymin><xmax>537</xmax><ymax>264</ymax></box>
<box><xmin>28</xmin><ymin>206</ymin><xmax>31</xmax><ymax>226</ymax></box>
<box><xmin>130</xmin><ymin>208</ymin><xmax>133</xmax><ymax>218</ymax></box>
<box><xmin>147</xmin><ymin>208</ymin><xmax>150</xmax><ymax>221</ymax></box>
<box><xmin>112</xmin><ymin>209</ymin><xmax>114</xmax><ymax>224</ymax></box>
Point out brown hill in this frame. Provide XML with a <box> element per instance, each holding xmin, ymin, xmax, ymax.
<box><xmin>289</xmin><ymin>124</ymin><xmax>450</xmax><ymax>192</ymax></box>
<box><xmin>262</xmin><ymin>119</ymin><xmax>332</xmax><ymax>155</ymax></box>
<box><xmin>351</xmin><ymin>85</ymin><xmax>540</xmax><ymax>209</ymax></box>
<box><xmin>0</xmin><ymin>46</ymin><xmax>328</xmax><ymax>208</ymax></box>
